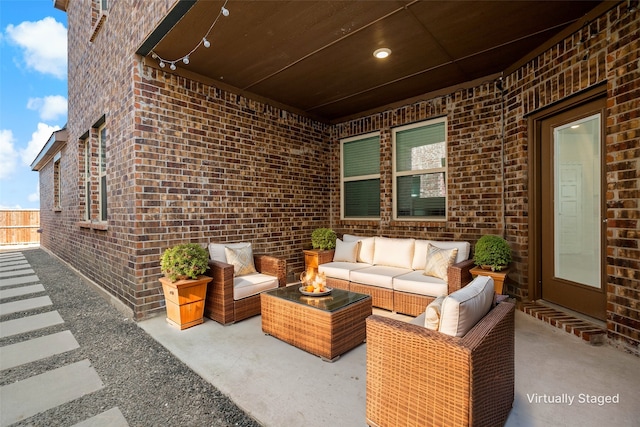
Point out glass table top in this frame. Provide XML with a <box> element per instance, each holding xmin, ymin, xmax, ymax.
<box><xmin>264</xmin><ymin>285</ymin><xmax>370</xmax><ymax>312</ymax></box>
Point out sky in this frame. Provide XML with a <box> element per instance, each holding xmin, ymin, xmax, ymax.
<box><xmin>0</xmin><ymin>0</ymin><xmax>68</xmax><ymax>209</ymax></box>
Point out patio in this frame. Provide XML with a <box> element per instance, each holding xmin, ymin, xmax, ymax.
<box><xmin>139</xmin><ymin>300</ymin><xmax>639</xmax><ymax>427</ymax></box>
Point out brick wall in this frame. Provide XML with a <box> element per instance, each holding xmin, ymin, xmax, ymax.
<box><xmin>328</xmin><ymin>3</ymin><xmax>639</xmax><ymax>355</ymax></box>
<box><xmin>47</xmin><ymin>1</ymin><xmax>638</xmax><ymax>353</ymax></box>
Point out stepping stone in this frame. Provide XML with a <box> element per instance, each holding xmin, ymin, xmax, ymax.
<box><xmin>0</xmin><ymin>260</ymin><xmax>29</xmax><ymax>269</ymax></box>
<box><xmin>0</xmin><ymin>275</ymin><xmax>40</xmax><ymax>288</ymax></box>
<box><xmin>0</xmin><ymin>296</ymin><xmax>52</xmax><ymax>316</ymax></box>
<box><xmin>0</xmin><ymin>253</ymin><xmax>24</xmax><ymax>260</ymax></box>
<box><xmin>0</xmin><ymin>330</ymin><xmax>79</xmax><ymax>371</ymax></box>
<box><xmin>0</xmin><ymin>359</ymin><xmax>104</xmax><ymax>426</ymax></box>
<box><xmin>0</xmin><ymin>311</ymin><xmax>64</xmax><ymax>338</ymax></box>
<box><xmin>0</xmin><ymin>284</ymin><xmax>45</xmax><ymax>300</ymax></box>
<box><xmin>0</xmin><ymin>260</ymin><xmax>31</xmax><ymax>271</ymax></box>
<box><xmin>71</xmin><ymin>407</ymin><xmax>129</xmax><ymax>427</ymax></box>
<box><xmin>0</xmin><ymin>268</ymin><xmax>36</xmax><ymax>278</ymax></box>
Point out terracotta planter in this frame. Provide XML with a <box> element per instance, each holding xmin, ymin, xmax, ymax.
<box><xmin>160</xmin><ymin>275</ymin><xmax>212</xmax><ymax>330</ymax></box>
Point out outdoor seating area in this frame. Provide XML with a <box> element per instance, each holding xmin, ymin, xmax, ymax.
<box><xmin>139</xmin><ymin>299</ymin><xmax>639</xmax><ymax>427</ymax></box>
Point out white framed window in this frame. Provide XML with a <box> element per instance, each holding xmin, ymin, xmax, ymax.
<box><xmin>98</xmin><ymin>123</ymin><xmax>107</xmax><ymax>222</ymax></box>
<box><xmin>341</xmin><ymin>132</ymin><xmax>381</xmax><ymax>219</ymax></box>
<box><xmin>393</xmin><ymin>118</ymin><xmax>447</xmax><ymax>220</ymax></box>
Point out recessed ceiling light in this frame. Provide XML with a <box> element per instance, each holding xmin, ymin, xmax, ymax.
<box><xmin>373</xmin><ymin>48</ymin><xmax>391</xmax><ymax>59</ymax></box>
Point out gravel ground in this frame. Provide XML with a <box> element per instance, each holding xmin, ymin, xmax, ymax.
<box><xmin>1</xmin><ymin>248</ymin><xmax>261</xmax><ymax>427</ymax></box>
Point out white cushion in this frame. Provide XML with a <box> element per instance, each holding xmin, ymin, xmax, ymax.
<box><xmin>424</xmin><ymin>296</ymin><xmax>446</xmax><ymax>330</ymax></box>
<box><xmin>350</xmin><ymin>265</ymin><xmax>411</xmax><ymax>289</ymax></box>
<box><xmin>333</xmin><ymin>238</ymin><xmax>359</xmax><ymax>262</ymax></box>
<box><xmin>233</xmin><ymin>273</ymin><xmax>279</xmax><ymax>300</ymax></box>
<box><xmin>319</xmin><ymin>262</ymin><xmax>371</xmax><ymax>281</ymax></box>
<box><xmin>357</xmin><ymin>237</ymin><xmax>375</xmax><ymax>264</ymax></box>
<box><xmin>208</xmin><ymin>242</ymin><xmax>250</xmax><ymax>263</ymax></box>
<box><xmin>392</xmin><ymin>270</ymin><xmax>448</xmax><ymax>297</ymax></box>
<box><xmin>225</xmin><ymin>245</ymin><xmax>257</xmax><ymax>276</ymax></box>
<box><xmin>439</xmin><ymin>276</ymin><xmax>495</xmax><ymax>337</ymax></box>
<box><xmin>342</xmin><ymin>234</ymin><xmax>375</xmax><ymax>264</ymax></box>
<box><xmin>412</xmin><ymin>240</ymin><xmax>471</xmax><ymax>270</ymax></box>
<box><xmin>423</xmin><ymin>243</ymin><xmax>458</xmax><ymax>281</ymax></box>
<box><xmin>372</xmin><ymin>237</ymin><xmax>415</xmax><ymax>269</ymax></box>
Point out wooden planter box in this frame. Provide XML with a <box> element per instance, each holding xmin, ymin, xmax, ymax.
<box><xmin>160</xmin><ymin>275</ymin><xmax>212</xmax><ymax>330</ymax></box>
<box><xmin>303</xmin><ymin>249</ymin><xmax>335</xmax><ymax>270</ymax></box>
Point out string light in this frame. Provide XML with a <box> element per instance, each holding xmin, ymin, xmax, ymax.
<box><xmin>150</xmin><ymin>0</ymin><xmax>230</xmax><ymax>71</ymax></box>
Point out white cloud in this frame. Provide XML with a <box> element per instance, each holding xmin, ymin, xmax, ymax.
<box><xmin>27</xmin><ymin>95</ymin><xmax>68</xmax><ymax>121</ymax></box>
<box><xmin>20</xmin><ymin>123</ymin><xmax>61</xmax><ymax>166</ymax></box>
<box><xmin>28</xmin><ymin>183</ymin><xmax>40</xmax><ymax>203</ymax></box>
<box><xmin>5</xmin><ymin>17</ymin><xmax>67</xmax><ymax>79</ymax></box>
<box><xmin>0</xmin><ymin>129</ymin><xmax>19</xmax><ymax>180</ymax></box>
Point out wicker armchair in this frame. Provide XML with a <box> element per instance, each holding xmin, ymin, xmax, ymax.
<box><xmin>204</xmin><ymin>254</ymin><xmax>286</xmax><ymax>325</ymax></box>
<box><xmin>366</xmin><ymin>301</ymin><xmax>515</xmax><ymax>427</ymax></box>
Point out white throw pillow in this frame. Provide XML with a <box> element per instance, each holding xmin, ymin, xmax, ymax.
<box><xmin>333</xmin><ymin>238</ymin><xmax>359</xmax><ymax>263</ymax></box>
<box><xmin>438</xmin><ymin>276</ymin><xmax>495</xmax><ymax>337</ymax></box>
<box><xmin>357</xmin><ymin>237</ymin><xmax>375</xmax><ymax>264</ymax></box>
<box><xmin>423</xmin><ymin>243</ymin><xmax>458</xmax><ymax>282</ymax></box>
<box><xmin>372</xmin><ymin>237</ymin><xmax>415</xmax><ymax>269</ymax></box>
<box><xmin>224</xmin><ymin>245</ymin><xmax>257</xmax><ymax>276</ymax></box>
<box><xmin>424</xmin><ymin>296</ymin><xmax>446</xmax><ymax>330</ymax></box>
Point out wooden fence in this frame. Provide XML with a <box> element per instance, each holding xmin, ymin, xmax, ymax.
<box><xmin>0</xmin><ymin>210</ymin><xmax>40</xmax><ymax>246</ymax></box>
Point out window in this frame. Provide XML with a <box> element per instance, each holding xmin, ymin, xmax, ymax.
<box><xmin>83</xmin><ymin>137</ymin><xmax>91</xmax><ymax>221</ymax></box>
<box><xmin>341</xmin><ymin>133</ymin><xmax>380</xmax><ymax>219</ymax></box>
<box><xmin>98</xmin><ymin>123</ymin><xmax>107</xmax><ymax>222</ymax></box>
<box><xmin>393</xmin><ymin>118</ymin><xmax>447</xmax><ymax>220</ymax></box>
<box><xmin>53</xmin><ymin>152</ymin><xmax>61</xmax><ymax>210</ymax></box>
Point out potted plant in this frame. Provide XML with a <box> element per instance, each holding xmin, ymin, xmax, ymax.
<box><xmin>159</xmin><ymin>243</ymin><xmax>212</xmax><ymax>330</ymax></box>
<box><xmin>304</xmin><ymin>228</ymin><xmax>337</xmax><ymax>272</ymax></box>
<box><xmin>311</xmin><ymin>227</ymin><xmax>337</xmax><ymax>250</ymax></box>
<box><xmin>473</xmin><ymin>235</ymin><xmax>512</xmax><ymax>272</ymax></box>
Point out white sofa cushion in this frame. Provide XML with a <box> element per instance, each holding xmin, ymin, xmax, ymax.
<box><xmin>439</xmin><ymin>276</ymin><xmax>495</xmax><ymax>337</ymax></box>
<box><xmin>392</xmin><ymin>270</ymin><xmax>448</xmax><ymax>297</ymax></box>
<box><xmin>372</xmin><ymin>237</ymin><xmax>415</xmax><ymax>269</ymax></box>
<box><xmin>423</xmin><ymin>243</ymin><xmax>458</xmax><ymax>281</ymax></box>
<box><xmin>350</xmin><ymin>265</ymin><xmax>411</xmax><ymax>289</ymax></box>
<box><xmin>333</xmin><ymin>238</ymin><xmax>359</xmax><ymax>262</ymax></box>
<box><xmin>412</xmin><ymin>240</ymin><xmax>471</xmax><ymax>270</ymax></box>
<box><xmin>424</xmin><ymin>296</ymin><xmax>446</xmax><ymax>330</ymax></box>
<box><xmin>319</xmin><ymin>262</ymin><xmax>372</xmax><ymax>281</ymax></box>
<box><xmin>225</xmin><ymin>245</ymin><xmax>257</xmax><ymax>276</ymax></box>
<box><xmin>342</xmin><ymin>234</ymin><xmax>375</xmax><ymax>264</ymax></box>
<box><xmin>233</xmin><ymin>273</ymin><xmax>279</xmax><ymax>300</ymax></box>
<box><xmin>208</xmin><ymin>242</ymin><xmax>251</xmax><ymax>263</ymax></box>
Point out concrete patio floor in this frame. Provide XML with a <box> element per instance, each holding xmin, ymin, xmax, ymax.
<box><xmin>139</xmin><ymin>303</ymin><xmax>640</xmax><ymax>427</ymax></box>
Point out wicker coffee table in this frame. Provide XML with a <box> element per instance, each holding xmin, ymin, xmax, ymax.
<box><xmin>261</xmin><ymin>285</ymin><xmax>372</xmax><ymax>361</ymax></box>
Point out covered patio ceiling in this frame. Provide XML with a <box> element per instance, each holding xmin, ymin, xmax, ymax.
<box><xmin>138</xmin><ymin>0</ymin><xmax>613</xmax><ymax>123</ymax></box>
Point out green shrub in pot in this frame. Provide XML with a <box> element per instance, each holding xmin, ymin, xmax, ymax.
<box><xmin>160</xmin><ymin>243</ymin><xmax>209</xmax><ymax>282</ymax></box>
<box><xmin>473</xmin><ymin>235</ymin><xmax>512</xmax><ymax>272</ymax></box>
<box><xmin>311</xmin><ymin>228</ymin><xmax>337</xmax><ymax>250</ymax></box>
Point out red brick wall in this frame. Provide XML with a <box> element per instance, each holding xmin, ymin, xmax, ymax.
<box><xmin>328</xmin><ymin>4</ymin><xmax>639</xmax><ymax>355</ymax></box>
<box><xmin>46</xmin><ymin>1</ymin><xmax>638</xmax><ymax>354</ymax></box>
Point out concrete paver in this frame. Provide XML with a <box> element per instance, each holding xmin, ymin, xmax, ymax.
<box><xmin>0</xmin><ymin>330</ymin><xmax>79</xmax><ymax>371</ymax></box>
<box><xmin>0</xmin><ymin>359</ymin><xmax>104</xmax><ymax>426</ymax></box>
<box><xmin>0</xmin><ymin>311</ymin><xmax>64</xmax><ymax>338</ymax></box>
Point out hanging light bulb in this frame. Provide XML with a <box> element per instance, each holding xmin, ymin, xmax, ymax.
<box><xmin>170</xmin><ymin>62</ymin><xmax>177</xmax><ymax>70</ymax></box>
<box><xmin>159</xmin><ymin>60</ymin><xmax>165</xmax><ymax>68</ymax></box>
<box><xmin>221</xmin><ymin>6</ymin><xmax>229</xmax><ymax>17</ymax></box>
<box><xmin>183</xmin><ymin>56</ymin><xmax>190</xmax><ymax>64</ymax></box>
<box><xmin>203</xmin><ymin>37</ymin><xmax>210</xmax><ymax>48</ymax></box>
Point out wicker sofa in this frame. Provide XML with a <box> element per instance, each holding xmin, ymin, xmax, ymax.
<box><xmin>318</xmin><ymin>235</ymin><xmax>474</xmax><ymax>316</ymax></box>
<box><xmin>366</xmin><ymin>276</ymin><xmax>515</xmax><ymax>427</ymax></box>
<box><xmin>204</xmin><ymin>242</ymin><xmax>286</xmax><ymax>325</ymax></box>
